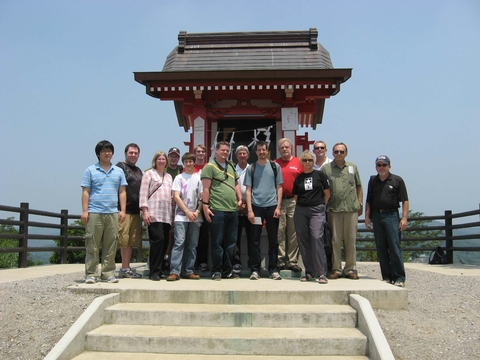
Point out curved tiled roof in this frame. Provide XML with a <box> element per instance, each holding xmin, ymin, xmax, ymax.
<box><xmin>162</xmin><ymin>28</ymin><xmax>334</xmax><ymax>72</ymax></box>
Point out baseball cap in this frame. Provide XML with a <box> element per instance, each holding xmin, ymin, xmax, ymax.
<box><xmin>375</xmin><ymin>155</ymin><xmax>390</xmax><ymax>165</ymax></box>
<box><xmin>168</xmin><ymin>147</ymin><xmax>180</xmax><ymax>156</ymax></box>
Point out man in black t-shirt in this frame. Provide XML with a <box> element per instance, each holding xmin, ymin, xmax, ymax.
<box><xmin>116</xmin><ymin>143</ymin><xmax>143</xmax><ymax>278</ymax></box>
<box><xmin>365</xmin><ymin>155</ymin><xmax>409</xmax><ymax>288</ymax></box>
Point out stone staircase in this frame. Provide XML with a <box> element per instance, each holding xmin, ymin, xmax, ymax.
<box><xmin>69</xmin><ymin>277</ymin><xmax>371</xmax><ymax>359</ymax></box>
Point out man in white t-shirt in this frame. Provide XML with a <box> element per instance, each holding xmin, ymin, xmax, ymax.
<box><xmin>166</xmin><ymin>152</ymin><xmax>203</xmax><ymax>281</ymax></box>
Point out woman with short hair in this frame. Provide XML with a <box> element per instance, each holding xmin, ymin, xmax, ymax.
<box><xmin>292</xmin><ymin>150</ymin><xmax>330</xmax><ymax>284</ymax></box>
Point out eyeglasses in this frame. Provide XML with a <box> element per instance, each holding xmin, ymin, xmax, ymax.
<box><xmin>302</xmin><ymin>159</ymin><xmax>314</xmax><ymax>162</ymax></box>
<box><xmin>314</xmin><ymin>146</ymin><xmax>325</xmax><ymax>150</ymax></box>
<box><xmin>376</xmin><ymin>163</ymin><xmax>388</xmax><ymax>167</ymax></box>
<box><xmin>334</xmin><ymin>150</ymin><xmax>345</xmax><ymax>154</ymax></box>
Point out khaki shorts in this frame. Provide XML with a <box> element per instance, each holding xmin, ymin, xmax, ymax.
<box><xmin>118</xmin><ymin>214</ymin><xmax>143</xmax><ymax>247</ymax></box>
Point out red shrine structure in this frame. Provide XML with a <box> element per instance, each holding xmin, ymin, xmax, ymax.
<box><xmin>134</xmin><ymin>28</ymin><xmax>351</xmax><ymax>159</ymax></box>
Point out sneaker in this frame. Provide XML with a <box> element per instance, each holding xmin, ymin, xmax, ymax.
<box><xmin>393</xmin><ymin>281</ymin><xmax>405</xmax><ymax>288</ymax></box>
<box><xmin>233</xmin><ymin>263</ymin><xmax>242</xmax><ymax>274</ymax></box>
<box><xmin>382</xmin><ymin>279</ymin><xmax>392</xmax><ymax>284</ymax></box>
<box><xmin>249</xmin><ymin>271</ymin><xmax>260</xmax><ymax>280</ymax></box>
<box><xmin>107</xmin><ymin>276</ymin><xmax>119</xmax><ymax>283</ymax></box>
<box><xmin>85</xmin><ymin>276</ymin><xmax>95</xmax><ymax>284</ymax></box>
<box><xmin>223</xmin><ymin>272</ymin><xmax>240</xmax><ymax>279</ymax></box>
<box><xmin>270</xmin><ymin>271</ymin><xmax>282</xmax><ymax>280</ymax></box>
<box><xmin>199</xmin><ymin>263</ymin><xmax>209</xmax><ymax>272</ymax></box>
<box><xmin>118</xmin><ymin>268</ymin><xmax>142</xmax><ymax>279</ymax></box>
<box><xmin>212</xmin><ymin>272</ymin><xmax>222</xmax><ymax>281</ymax></box>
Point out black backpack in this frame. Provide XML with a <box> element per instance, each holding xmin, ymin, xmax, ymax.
<box><xmin>250</xmin><ymin>160</ymin><xmax>278</xmax><ymax>188</ymax></box>
<box><xmin>428</xmin><ymin>246</ymin><xmax>448</xmax><ymax>264</ymax></box>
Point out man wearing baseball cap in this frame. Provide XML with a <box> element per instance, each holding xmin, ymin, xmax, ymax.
<box><xmin>365</xmin><ymin>155</ymin><xmax>409</xmax><ymax>288</ymax></box>
<box><xmin>166</xmin><ymin>147</ymin><xmax>183</xmax><ymax>178</ymax></box>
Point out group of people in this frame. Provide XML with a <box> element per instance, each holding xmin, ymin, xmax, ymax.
<box><xmin>80</xmin><ymin>138</ymin><xmax>409</xmax><ymax>287</ymax></box>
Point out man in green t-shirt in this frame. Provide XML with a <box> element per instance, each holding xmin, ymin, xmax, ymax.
<box><xmin>201</xmin><ymin>141</ymin><xmax>242</xmax><ymax>281</ymax></box>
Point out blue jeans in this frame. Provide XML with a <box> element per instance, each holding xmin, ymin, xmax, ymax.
<box><xmin>372</xmin><ymin>211</ymin><xmax>406</xmax><ymax>282</ymax></box>
<box><xmin>209</xmin><ymin>210</ymin><xmax>238</xmax><ymax>276</ymax></box>
<box><xmin>250</xmin><ymin>205</ymin><xmax>279</xmax><ymax>273</ymax></box>
<box><xmin>170</xmin><ymin>221</ymin><xmax>201</xmax><ymax>276</ymax></box>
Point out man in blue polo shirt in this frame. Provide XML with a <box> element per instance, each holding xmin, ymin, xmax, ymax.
<box><xmin>81</xmin><ymin>140</ymin><xmax>127</xmax><ymax>284</ymax></box>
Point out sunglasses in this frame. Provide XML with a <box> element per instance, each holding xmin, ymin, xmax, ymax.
<box><xmin>376</xmin><ymin>163</ymin><xmax>389</xmax><ymax>167</ymax></box>
<box><xmin>314</xmin><ymin>146</ymin><xmax>325</xmax><ymax>150</ymax></box>
<box><xmin>334</xmin><ymin>150</ymin><xmax>345</xmax><ymax>154</ymax></box>
<box><xmin>302</xmin><ymin>159</ymin><xmax>314</xmax><ymax>162</ymax></box>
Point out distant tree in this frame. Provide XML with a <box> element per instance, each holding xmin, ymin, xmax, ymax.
<box><xmin>0</xmin><ymin>217</ymin><xmax>45</xmax><ymax>268</ymax></box>
<box><xmin>0</xmin><ymin>218</ymin><xmax>20</xmax><ymax>268</ymax></box>
<box><xmin>357</xmin><ymin>211</ymin><xmax>443</xmax><ymax>262</ymax></box>
<box><xmin>49</xmin><ymin>219</ymin><xmax>86</xmax><ymax>264</ymax></box>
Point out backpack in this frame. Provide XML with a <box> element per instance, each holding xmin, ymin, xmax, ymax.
<box><xmin>250</xmin><ymin>160</ymin><xmax>278</xmax><ymax>188</ymax></box>
<box><xmin>428</xmin><ymin>246</ymin><xmax>448</xmax><ymax>264</ymax></box>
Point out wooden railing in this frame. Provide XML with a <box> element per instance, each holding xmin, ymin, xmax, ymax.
<box><xmin>0</xmin><ymin>203</ymin><xmax>144</xmax><ymax>268</ymax></box>
<box><xmin>1</xmin><ymin>202</ymin><xmax>480</xmax><ymax>268</ymax></box>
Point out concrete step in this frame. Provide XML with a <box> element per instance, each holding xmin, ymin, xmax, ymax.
<box><xmin>85</xmin><ymin>324</ymin><xmax>367</xmax><ymax>356</ymax></box>
<box><xmin>105</xmin><ymin>303</ymin><xmax>357</xmax><ymax>328</ymax></box>
<box><xmin>73</xmin><ymin>351</ymin><xmax>369</xmax><ymax>360</ymax></box>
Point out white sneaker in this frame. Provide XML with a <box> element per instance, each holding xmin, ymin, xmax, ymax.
<box><xmin>250</xmin><ymin>271</ymin><xmax>260</xmax><ymax>280</ymax></box>
<box><xmin>107</xmin><ymin>276</ymin><xmax>119</xmax><ymax>283</ymax></box>
<box><xmin>85</xmin><ymin>276</ymin><xmax>95</xmax><ymax>284</ymax></box>
<box><xmin>393</xmin><ymin>281</ymin><xmax>405</xmax><ymax>288</ymax></box>
<box><xmin>269</xmin><ymin>271</ymin><xmax>282</xmax><ymax>280</ymax></box>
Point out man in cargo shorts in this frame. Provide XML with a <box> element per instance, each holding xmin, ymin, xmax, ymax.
<box><xmin>116</xmin><ymin>143</ymin><xmax>143</xmax><ymax>278</ymax></box>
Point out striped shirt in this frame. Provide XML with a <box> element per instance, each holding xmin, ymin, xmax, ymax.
<box><xmin>139</xmin><ymin>168</ymin><xmax>173</xmax><ymax>224</ymax></box>
<box><xmin>81</xmin><ymin>162</ymin><xmax>127</xmax><ymax>213</ymax></box>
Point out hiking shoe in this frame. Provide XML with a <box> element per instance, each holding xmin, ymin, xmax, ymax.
<box><xmin>393</xmin><ymin>281</ymin><xmax>405</xmax><ymax>288</ymax></box>
<box><xmin>250</xmin><ymin>271</ymin><xmax>260</xmax><ymax>280</ymax></box>
<box><xmin>233</xmin><ymin>263</ymin><xmax>242</xmax><ymax>274</ymax></box>
<box><xmin>270</xmin><ymin>271</ymin><xmax>282</xmax><ymax>280</ymax></box>
<box><xmin>167</xmin><ymin>273</ymin><xmax>180</xmax><ymax>281</ymax></box>
<box><xmin>288</xmin><ymin>264</ymin><xmax>302</xmax><ymax>272</ymax></box>
<box><xmin>85</xmin><ymin>276</ymin><xmax>96</xmax><ymax>284</ymax></box>
<box><xmin>107</xmin><ymin>276</ymin><xmax>119</xmax><ymax>283</ymax></box>
<box><xmin>346</xmin><ymin>271</ymin><xmax>359</xmax><ymax>280</ymax></box>
<box><xmin>223</xmin><ymin>272</ymin><xmax>240</xmax><ymax>279</ymax></box>
<box><xmin>199</xmin><ymin>263</ymin><xmax>209</xmax><ymax>272</ymax></box>
<box><xmin>183</xmin><ymin>273</ymin><xmax>200</xmax><ymax>280</ymax></box>
<box><xmin>212</xmin><ymin>272</ymin><xmax>222</xmax><ymax>281</ymax></box>
<box><xmin>119</xmin><ymin>268</ymin><xmax>142</xmax><ymax>279</ymax></box>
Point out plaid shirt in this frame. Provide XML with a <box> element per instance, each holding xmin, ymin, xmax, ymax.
<box><xmin>139</xmin><ymin>168</ymin><xmax>173</xmax><ymax>224</ymax></box>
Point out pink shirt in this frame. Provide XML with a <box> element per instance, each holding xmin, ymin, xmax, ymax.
<box><xmin>139</xmin><ymin>169</ymin><xmax>173</xmax><ymax>224</ymax></box>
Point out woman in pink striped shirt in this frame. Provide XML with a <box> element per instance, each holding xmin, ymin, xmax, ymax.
<box><xmin>139</xmin><ymin>151</ymin><xmax>173</xmax><ymax>281</ymax></box>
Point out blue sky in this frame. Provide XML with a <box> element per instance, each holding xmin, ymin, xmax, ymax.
<box><xmin>1</xmin><ymin>0</ymin><xmax>479</xmax><ymax>218</ymax></box>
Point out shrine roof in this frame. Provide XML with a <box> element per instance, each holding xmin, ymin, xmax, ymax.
<box><xmin>162</xmin><ymin>28</ymin><xmax>334</xmax><ymax>72</ymax></box>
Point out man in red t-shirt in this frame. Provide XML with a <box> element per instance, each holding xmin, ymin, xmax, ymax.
<box><xmin>275</xmin><ymin>138</ymin><xmax>303</xmax><ymax>272</ymax></box>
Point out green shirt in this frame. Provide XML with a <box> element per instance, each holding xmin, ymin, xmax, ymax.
<box><xmin>322</xmin><ymin>161</ymin><xmax>362</xmax><ymax>213</ymax></box>
<box><xmin>201</xmin><ymin>160</ymin><xmax>239</xmax><ymax>212</ymax></box>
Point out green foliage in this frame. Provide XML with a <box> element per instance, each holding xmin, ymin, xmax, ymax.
<box><xmin>0</xmin><ymin>217</ymin><xmax>44</xmax><ymax>268</ymax></box>
<box><xmin>357</xmin><ymin>211</ymin><xmax>443</xmax><ymax>262</ymax></box>
<box><xmin>0</xmin><ymin>218</ymin><xmax>19</xmax><ymax>268</ymax></box>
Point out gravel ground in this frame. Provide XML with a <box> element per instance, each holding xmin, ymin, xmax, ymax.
<box><xmin>0</xmin><ymin>265</ymin><xmax>479</xmax><ymax>360</ymax></box>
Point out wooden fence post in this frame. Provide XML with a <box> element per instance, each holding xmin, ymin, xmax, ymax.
<box><xmin>445</xmin><ymin>210</ymin><xmax>453</xmax><ymax>263</ymax></box>
<box><xmin>60</xmin><ymin>210</ymin><xmax>68</xmax><ymax>264</ymax></box>
<box><xmin>18</xmin><ymin>202</ymin><xmax>29</xmax><ymax>268</ymax></box>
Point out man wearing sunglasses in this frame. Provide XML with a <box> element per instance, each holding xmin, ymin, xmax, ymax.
<box><xmin>312</xmin><ymin>140</ymin><xmax>332</xmax><ymax>170</ymax></box>
<box><xmin>322</xmin><ymin>142</ymin><xmax>363</xmax><ymax>280</ymax></box>
<box><xmin>364</xmin><ymin>155</ymin><xmax>409</xmax><ymax>288</ymax></box>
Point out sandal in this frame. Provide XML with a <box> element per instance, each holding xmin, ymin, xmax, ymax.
<box><xmin>318</xmin><ymin>275</ymin><xmax>328</xmax><ymax>284</ymax></box>
<box><xmin>300</xmin><ymin>273</ymin><xmax>314</xmax><ymax>282</ymax></box>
